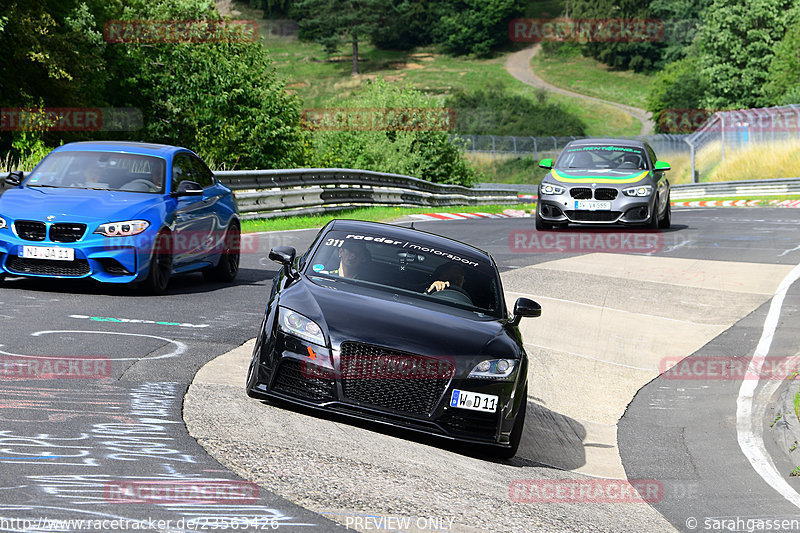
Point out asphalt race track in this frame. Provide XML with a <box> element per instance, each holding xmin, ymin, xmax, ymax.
<box><xmin>2</xmin><ymin>207</ymin><xmax>800</xmax><ymax>532</ymax></box>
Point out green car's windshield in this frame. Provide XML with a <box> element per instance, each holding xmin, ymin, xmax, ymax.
<box><xmin>305</xmin><ymin>229</ymin><xmax>504</xmax><ymax>318</ymax></box>
<box><xmin>26</xmin><ymin>151</ymin><xmax>166</xmax><ymax>193</ymax></box>
<box><xmin>555</xmin><ymin>145</ymin><xmax>648</xmax><ymax>171</ymax></box>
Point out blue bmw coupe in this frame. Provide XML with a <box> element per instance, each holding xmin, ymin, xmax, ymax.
<box><xmin>0</xmin><ymin>141</ymin><xmax>240</xmax><ymax>293</ymax></box>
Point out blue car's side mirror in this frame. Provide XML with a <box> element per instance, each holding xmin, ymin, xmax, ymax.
<box><xmin>172</xmin><ymin>180</ymin><xmax>203</xmax><ymax>197</ymax></box>
<box><xmin>5</xmin><ymin>171</ymin><xmax>23</xmax><ymax>186</ymax></box>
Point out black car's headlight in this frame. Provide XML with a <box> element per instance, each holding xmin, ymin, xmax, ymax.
<box><xmin>0</xmin><ymin>216</ymin><xmax>6</xmax><ymax>230</ymax></box>
<box><xmin>278</xmin><ymin>307</ymin><xmax>325</xmax><ymax>346</ymax></box>
<box><xmin>622</xmin><ymin>185</ymin><xmax>653</xmax><ymax>197</ymax></box>
<box><xmin>540</xmin><ymin>183</ymin><xmax>565</xmax><ymax>195</ymax></box>
<box><xmin>94</xmin><ymin>220</ymin><xmax>150</xmax><ymax>237</ymax></box>
<box><xmin>469</xmin><ymin>359</ymin><xmax>517</xmax><ymax>379</ymax></box>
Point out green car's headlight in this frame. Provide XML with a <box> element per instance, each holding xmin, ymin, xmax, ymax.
<box><xmin>540</xmin><ymin>183</ymin><xmax>565</xmax><ymax>195</ymax></box>
<box><xmin>622</xmin><ymin>185</ymin><xmax>653</xmax><ymax>197</ymax></box>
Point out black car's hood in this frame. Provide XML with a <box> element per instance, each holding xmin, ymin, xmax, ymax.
<box><xmin>280</xmin><ymin>277</ymin><xmax>518</xmax><ymax>359</ymax></box>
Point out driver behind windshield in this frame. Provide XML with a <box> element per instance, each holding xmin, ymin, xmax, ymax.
<box><xmin>426</xmin><ymin>263</ymin><xmax>467</xmax><ymax>295</ymax></box>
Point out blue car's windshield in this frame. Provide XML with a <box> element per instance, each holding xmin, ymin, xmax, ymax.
<box><xmin>26</xmin><ymin>151</ymin><xmax>166</xmax><ymax>193</ymax></box>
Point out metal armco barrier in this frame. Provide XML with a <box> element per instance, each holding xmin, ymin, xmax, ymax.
<box><xmin>214</xmin><ymin>168</ymin><xmax>521</xmax><ymax>219</ymax></box>
<box><xmin>670</xmin><ymin>177</ymin><xmax>800</xmax><ymax>200</ymax></box>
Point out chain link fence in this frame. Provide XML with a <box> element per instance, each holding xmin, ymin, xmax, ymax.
<box><xmin>686</xmin><ymin>105</ymin><xmax>800</xmax><ymax>183</ymax></box>
<box><xmin>452</xmin><ymin>134</ymin><xmax>691</xmax><ymax>161</ymax></box>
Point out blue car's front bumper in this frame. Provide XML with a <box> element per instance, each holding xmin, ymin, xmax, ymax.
<box><xmin>0</xmin><ymin>223</ymin><xmax>156</xmax><ymax>283</ymax></box>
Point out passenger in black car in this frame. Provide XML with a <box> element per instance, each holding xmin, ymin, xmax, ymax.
<box><xmin>335</xmin><ymin>241</ymin><xmax>371</xmax><ymax>279</ymax></box>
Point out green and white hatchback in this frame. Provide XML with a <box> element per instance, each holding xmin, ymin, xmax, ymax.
<box><xmin>535</xmin><ymin>139</ymin><xmax>671</xmax><ymax>230</ymax></box>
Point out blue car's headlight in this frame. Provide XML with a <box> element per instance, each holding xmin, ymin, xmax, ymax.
<box><xmin>469</xmin><ymin>359</ymin><xmax>517</xmax><ymax>379</ymax></box>
<box><xmin>94</xmin><ymin>220</ymin><xmax>150</xmax><ymax>237</ymax></box>
<box><xmin>279</xmin><ymin>307</ymin><xmax>325</xmax><ymax>346</ymax></box>
<box><xmin>0</xmin><ymin>216</ymin><xmax>6</xmax><ymax>230</ymax></box>
<box><xmin>540</xmin><ymin>183</ymin><xmax>565</xmax><ymax>195</ymax></box>
<box><xmin>622</xmin><ymin>185</ymin><xmax>653</xmax><ymax>197</ymax></box>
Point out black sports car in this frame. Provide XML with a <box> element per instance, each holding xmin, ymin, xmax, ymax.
<box><xmin>246</xmin><ymin>219</ymin><xmax>540</xmax><ymax>457</ymax></box>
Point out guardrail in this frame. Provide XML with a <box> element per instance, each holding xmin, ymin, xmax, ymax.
<box><xmin>215</xmin><ymin>168</ymin><xmax>521</xmax><ymax>219</ymax></box>
<box><xmin>670</xmin><ymin>177</ymin><xmax>800</xmax><ymax>200</ymax></box>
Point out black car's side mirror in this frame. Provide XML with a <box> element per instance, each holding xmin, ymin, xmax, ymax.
<box><xmin>172</xmin><ymin>180</ymin><xmax>203</xmax><ymax>197</ymax></box>
<box><xmin>5</xmin><ymin>171</ymin><xmax>23</xmax><ymax>186</ymax></box>
<box><xmin>269</xmin><ymin>246</ymin><xmax>298</xmax><ymax>278</ymax></box>
<box><xmin>510</xmin><ymin>297</ymin><xmax>541</xmax><ymax>325</ymax></box>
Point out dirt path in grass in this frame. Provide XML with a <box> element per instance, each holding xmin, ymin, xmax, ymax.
<box><xmin>506</xmin><ymin>44</ymin><xmax>654</xmax><ymax>136</ymax></box>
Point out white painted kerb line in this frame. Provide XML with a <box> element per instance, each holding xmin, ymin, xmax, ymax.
<box><xmin>737</xmin><ymin>261</ymin><xmax>800</xmax><ymax>508</ymax></box>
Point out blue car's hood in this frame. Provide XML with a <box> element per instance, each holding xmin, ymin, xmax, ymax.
<box><xmin>0</xmin><ymin>186</ymin><xmax>164</xmax><ymax>224</ymax></box>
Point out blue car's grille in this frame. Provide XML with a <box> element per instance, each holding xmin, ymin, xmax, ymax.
<box><xmin>6</xmin><ymin>256</ymin><xmax>90</xmax><ymax>277</ymax></box>
<box><xmin>15</xmin><ymin>221</ymin><xmax>46</xmax><ymax>241</ymax></box>
<box><xmin>50</xmin><ymin>223</ymin><xmax>86</xmax><ymax>243</ymax></box>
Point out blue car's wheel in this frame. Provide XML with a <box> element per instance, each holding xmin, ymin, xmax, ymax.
<box><xmin>142</xmin><ymin>231</ymin><xmax>172</xmax><ymax>295</ymax></box>
<box><xmin>203</xmin><ymin>223</ymin><xmax>240</xmax><ymax>283</ymax></box>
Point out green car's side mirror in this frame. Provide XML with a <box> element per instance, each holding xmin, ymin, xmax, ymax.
<box><xmin>538</xmin><ymin>158</ymin><xmax>553</xmax><ymax>169</ymax></box>
<box><xmin>655</xmin><ymin>161</ymin><xmax>671</xmax><ymax>171</ymax></box>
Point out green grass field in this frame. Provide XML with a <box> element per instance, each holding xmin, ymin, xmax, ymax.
<box><xmin>529</xmin><ymin>45</ymin><xmax>653</xmax><ymax>110</ymax></box>
<box><xmin>240</xmin><ymin>203</ymin><xmax>533</xmax><ymax>233</ymax></box>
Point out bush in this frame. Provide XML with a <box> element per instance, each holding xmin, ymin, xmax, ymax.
<box><xmin>446</xmin><ymin>82</ymin><xmax>586</xmax><ymax>136</ymax></box>
<box><xmin>309</xmin><ymin>78</ymin><xmax>478</xmax><ymax>185</ymax></box>
<box><xmin>647</xmin><ymin>56</ymin><xmax>709</xmax><ymax>133</ymax></box>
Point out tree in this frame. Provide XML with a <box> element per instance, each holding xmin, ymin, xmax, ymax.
<box><xmin>434</xmin><ymin>0</ymin><xmax>525</xmax><ymax>57</ymax></box>
<box><xmin>293</xmin><ymin>0</ymin><xmax>391</xmax><ymax>75</ymax></box>
<box><xmin>762</xmin><ymin>17</ymin><xmax>800</xmax><ymax>105</ymax></box>
<box><xmin>646</xmin><ymin>55</ymin><xmax>709</xmax><ymax>132</ymax></box>
<box><xmin>699</xmin><ymin>0</ymin><xmax>795</xmax><ymax>109</ymax></box>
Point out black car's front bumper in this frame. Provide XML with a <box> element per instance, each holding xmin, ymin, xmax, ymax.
<box><xmin>248</xmin><ymin>330</ymin><xmax>525</xmax><ymax>449</ymax></box>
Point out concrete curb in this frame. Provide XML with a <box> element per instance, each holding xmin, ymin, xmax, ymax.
<box><xmin>771</xmin><ymin>378</ymin><xmax>800</xmax><ymax>469</ymax></box>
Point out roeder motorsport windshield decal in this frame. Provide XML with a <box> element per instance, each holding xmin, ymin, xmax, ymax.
<box><xmin>324</xmin><ymin>233</ymin><xmax>481</xmax><ymax>268</ymax></box>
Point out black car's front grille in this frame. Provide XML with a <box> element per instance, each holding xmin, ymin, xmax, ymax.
<box><xmin>15</xmin><ymin>221</ymin><xmax>46</xmax><ymax>241</ymax></box>
<box><xmin>439</xmin><ymin>409</ymin><xmax>500</xmax><ymax>441</ymax></box>
<box><xmin>339</xmin><ymin>342</ymin><xmax>453</xmax><ymax>417</ymax></box>
<box><xmin>594</xmin><ymin>188</ymin><xmax>618</xmax><ymax>200</ymax></box>
<box><xmin>565</xmin><ymin>210</ymin><xmax>621</xmax><ymax>222</ymax></box>
<box><xmin>569</xmin><ymin>187</ymin><xmax>592</xmax><ymax>200</ymax></box>
<box><xmin>50</xmin><ymin>223</ymin><xmax>86</xmax><ymax>243</ymax></box>
<box><xmin>272</xmin><ymin>358</ymin><xmax>336</xmax><ymax>401</ymax></box>
<box><xmin>6</xmin><ymin>256</ymin><xmax>90</xmax><ymax>276</ymax></box>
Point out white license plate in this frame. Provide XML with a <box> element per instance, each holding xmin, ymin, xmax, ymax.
<box><xmin>20</xmin><ymin>246</ymin><xmax>75</xmax><ymax>261</ymax></box>
<box><xmin>575</xmin><ymin>200</ymin><xmax>612</xmax><ymax>210</ymax></box>
<box><xmin>450</xmin><ymin>389</ymin><xmax>498</xmax><ymax>413</ymax></box>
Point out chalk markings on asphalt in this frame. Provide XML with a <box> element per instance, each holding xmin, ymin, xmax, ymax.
<box><xmin>736</xmin><ymin>261</ymin><xmax>800</xmax><ymax>509</ymax></box>
<box><xmin>26</xmin><ymin>331</ymin><xmax>187</xmax><ymax>361</ymax></box>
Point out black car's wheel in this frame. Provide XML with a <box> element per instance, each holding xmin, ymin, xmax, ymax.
<box><xmin>142</xmin><ymin>231</ymin><xmax>172</xmax><ymax>295</ymax></box>
<box><xmin>203</xmin><ymin>223</ymin><xmax>240</xmax><ymax>283</ymax></box>
<box><xmin>245</xmin><ymin>352</ymin><xmax>261</xmax><ymax>398</ymax></box>
<box><xmin>659</xmin><ymin>194</ymin><xmax>671</xmax><ymax>229</ymax></box>
<box><xmin>495</xmin><ymin>385</ymin><xmax>527</xmax><ymax>459</ymax></box>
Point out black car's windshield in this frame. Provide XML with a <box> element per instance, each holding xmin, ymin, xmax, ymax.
<box><xmin>305</xmin><ymin>229</ymin><xmax>504</xmax><ymax>318</ymax></box>
<box><xmin>555</xmin><ymin>145</ymin><xmax>648</xmax><ymax>171</ymax></box>
<box><xmin>26</xmin><ymin>151</ymin><xmax>166</xmax><ymax>193</ymax></box>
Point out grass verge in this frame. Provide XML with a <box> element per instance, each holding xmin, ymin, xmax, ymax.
<box><xmin>240</xmin><ymin>204</ymin><xmax>533</xmax><ymax>233</ymax></box>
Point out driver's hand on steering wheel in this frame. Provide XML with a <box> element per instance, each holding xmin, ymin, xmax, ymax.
<box><xmin>426</xmin><ymin>280</ymin><xmax>449</xmax><ymax>294</ymax></box>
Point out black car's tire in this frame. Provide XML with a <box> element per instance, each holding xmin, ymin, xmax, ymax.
<box><xmin>495</xmin><ymin>386</ymin><xmax>527</xmax><ymax>459</ymax></box>
<box><xmin>659</xmin><ymin>195</ymin><xmax>672</xmax><ymax>229</ymax></box>
<box><xmin>203</xmin><ymin>223</ymin><xmax>240</xmax><ymax>283</ymax></box>
<box><xmin>141</xmin><ymin>231</ymin><xmax>172</xmax><ymax>295</ymax></box>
